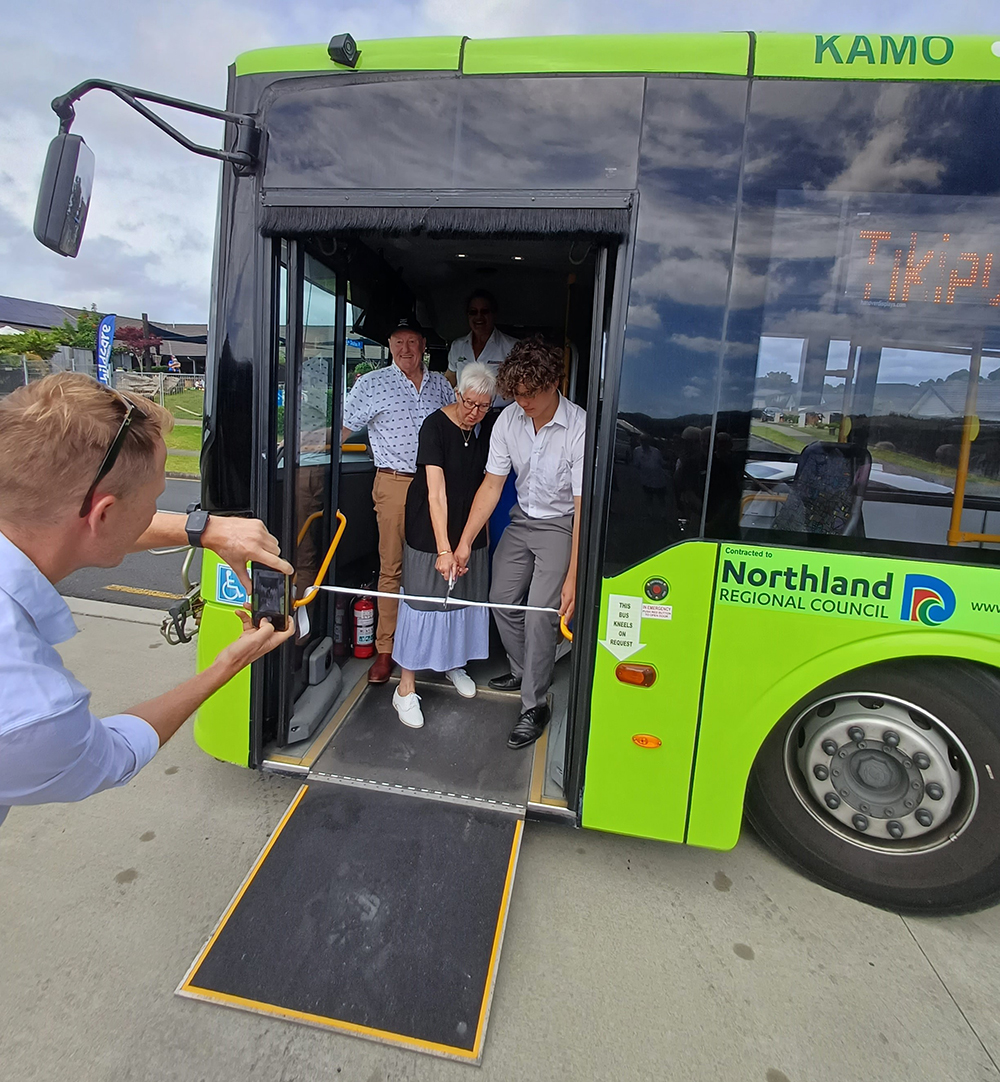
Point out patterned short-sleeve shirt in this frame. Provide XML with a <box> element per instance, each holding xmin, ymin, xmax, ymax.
<box><xmin>342</xmin><ymin>363</ymin><xmax>454</xmax><ymax>472</ymax></box>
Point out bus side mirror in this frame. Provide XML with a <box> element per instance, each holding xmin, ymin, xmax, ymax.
<box><xmin>33</xmin><ymin>133</ymin><xmax>95</xmax><ymax>258</ymax></box>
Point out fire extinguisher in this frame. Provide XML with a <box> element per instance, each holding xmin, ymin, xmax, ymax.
<box><xmin>333</xmin><ymin>595</ymin><xmax>349</xmax><ymax>657</ymax></box>
<box><xmin>353</xmin><ymin>595</ymin><xmax>375</xmax><ymax>659</ymax></box>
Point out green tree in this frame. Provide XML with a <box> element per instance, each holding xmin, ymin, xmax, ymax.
<box><xmin>0</xmin><ymin>329</ymin><xmax>63</xmax><ymax>360</ymax></box>
<box><xmin>55</xmin><ymin>306</ymin><xmax>102</xmax><ymax>350</ymax></box>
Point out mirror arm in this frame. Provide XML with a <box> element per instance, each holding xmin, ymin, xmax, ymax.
<box><xmin>51</xmin><ymin>79</ymin><xmax>261</xmax><ymax>176</ymax></box>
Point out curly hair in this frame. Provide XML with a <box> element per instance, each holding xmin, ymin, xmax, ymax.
<box><xmin>496</xmin><ymin>335</ymin><xmax>564</xmax><ymax>398</ymax></box>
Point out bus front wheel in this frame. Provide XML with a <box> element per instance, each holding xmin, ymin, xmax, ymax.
<box><xmin>745</xmin><ymin>658</ymin><xmax>1000</xmax><ymax>914</ymax></box>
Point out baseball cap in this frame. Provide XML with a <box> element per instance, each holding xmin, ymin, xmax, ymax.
<box><xmin>389</xmin><ymin>316</ymin><xmax>425</xmax><ymax>337</ymax></box>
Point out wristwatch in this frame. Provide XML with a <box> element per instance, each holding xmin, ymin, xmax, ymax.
<box><xmin>185</xmin><ymin>503</ymin><xmax>211</xmax><ymax>548</ymax></box>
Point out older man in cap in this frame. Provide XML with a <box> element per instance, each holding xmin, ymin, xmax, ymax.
<box><xmin>341</xmin><ymin>317</ymin><xmax>454</xmax><ymax>683</ymax></box>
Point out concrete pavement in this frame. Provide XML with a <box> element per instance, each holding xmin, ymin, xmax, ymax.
<box><xmin>2</xmin><ymin>600</ymin><xmax>999</xmax><ymax>1082</ymax></box>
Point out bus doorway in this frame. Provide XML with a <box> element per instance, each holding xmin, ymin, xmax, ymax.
<box><xmin>259</xmin><ymin>227</ymin><xmax>616</xmax><ymax>818</ymax></box>
<box><xmin>179</xmin><ymin>225</ymin><xmax>619</xmax><ymax>1058</ymax></box>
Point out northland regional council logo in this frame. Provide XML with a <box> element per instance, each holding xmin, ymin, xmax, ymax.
<box><xmin>717</xmin><ymin>554</ymin><xmax>958</xmax><ymax>626</ymax></box>
<box><xmin>900</xmin><ymin>574</ymin><xmax>956</xmax><ymax>626</ymax></box>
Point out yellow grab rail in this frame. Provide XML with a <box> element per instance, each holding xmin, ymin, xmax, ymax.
<box><xmin>560</xmin><ymin>615</ymin><xmax>573</xmax><ymax>642</ymax></box>
<box><xmin>293</xmin><ymin>510</ymin><xmax>347</xmax><ymax>608</ymax></box>
<box><xmin>296</xmin><ymin>510</ymin><xmax>324</xmax><ymax>546</ymax></box>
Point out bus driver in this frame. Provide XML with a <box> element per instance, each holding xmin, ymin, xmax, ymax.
<box><xmin>454</xmin><ymin>337</ymin><xmax>585</xmax><ymax>750</ymax></box>
<box><xmin>446</xmin><ymin>289</ymin><xmax>518</xmax><ymax>405</ymax></box>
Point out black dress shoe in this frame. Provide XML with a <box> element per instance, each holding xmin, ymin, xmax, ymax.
<box><xmin>488</xmin><ymin>672</ymin><xmax>522</xmax><ymax>691</ymax></box>
<box><xmin>508</xmin><ymin>704</ymin><xmax>551</xmax><ymax>750</ymax></box>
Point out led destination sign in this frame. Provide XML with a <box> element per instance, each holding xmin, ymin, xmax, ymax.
<box><xmin>847</xmin><ymin>220</ymin><xmax>1000</xmax><ymax>310</ymax></box>
<box><xmin>764</xmin><ymin>192</ymin><xmax>1000</xmax><ymax>326</ymax></box>
<box><xmin>843</xmin><ymin>193</ymin><xmax>1000</xmax><ymax>312</ymax></box>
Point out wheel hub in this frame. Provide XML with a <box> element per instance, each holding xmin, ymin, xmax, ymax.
<box><xmin>795</xmin><ymin>694</ymin><xmax>962</xmax><ymax>845</ymax></box>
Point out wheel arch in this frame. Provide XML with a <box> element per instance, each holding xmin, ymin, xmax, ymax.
<box><xmin>684</xmin><ymin>630</ymin><xmax>1000</xmax><ymax>850</ymax></box>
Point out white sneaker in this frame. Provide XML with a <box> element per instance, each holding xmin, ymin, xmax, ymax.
<box><xmin>392</xmin><ymin>688</ymin><xmax>424</xmax><ymax>728</ymax></box>
<box><xmin>446</xmin><ymin>668</ymin><xmax>477</xmax><ymax>698</ymax></box>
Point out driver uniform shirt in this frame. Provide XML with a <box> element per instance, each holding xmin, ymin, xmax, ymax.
<box><xmin>0</xmin><ymin>529</ymin><xmax>159</xmax><ymax>827</ymax></box>
<box><xmin>448</xmin><ymin>328</ymin><xmax>519</xmax><ymax>405</ymax></box>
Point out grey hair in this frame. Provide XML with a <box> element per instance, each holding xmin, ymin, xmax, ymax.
<box><xmin>457</xmin><ymin>361</ymin><xmax>497</xmax><ymax>400</ymax></box>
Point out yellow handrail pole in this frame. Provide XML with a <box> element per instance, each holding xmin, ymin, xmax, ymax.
<box><xmin>293</xmin><ymin>510</ymin><xmax>347</xmax><ymax>608</ymax></box>
<box><xmin>560</xmin><ymin>615</ymin><xmax>573</xmax><ymax>642</ymax></box>
<box><xmin>837</xmin><ymin>341</ymin><xmax>857</xmax><ymax>444</ymax></box>
<box><xmin>947</xmin><ymin>339</ymin><xmax>983</xmax><ymax>546</ymax></box>
<box><xmin>296</xmin><ymin>511</ymin><xmax>324</xmax><ymax>547</ymax></box>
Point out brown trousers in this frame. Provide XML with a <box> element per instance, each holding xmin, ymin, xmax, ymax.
<box><xmin>372</xmin><ymin>470</ymin><xmax>413</xmax><ymax>653</ymax></box>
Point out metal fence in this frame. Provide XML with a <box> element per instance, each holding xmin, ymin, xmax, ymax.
<box><xmin>0</xmin><ymin>349</ymin><xmax>202</xmax><ymax>406</ymax></box>
<box><xmin>112</xmin><ymin>371</ymin><xmax>203</xmax><ymax>407</ymax></box>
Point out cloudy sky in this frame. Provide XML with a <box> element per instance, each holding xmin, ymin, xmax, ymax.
<box><xmin>0</xmin><ymin>0</ymin><xmax>995</xmax><ymax>322</ymax></box>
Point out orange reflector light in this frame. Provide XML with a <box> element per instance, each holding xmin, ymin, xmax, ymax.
<box><xmin>615</xmin><ymin>663</ymin><xmax>657</xmax><ymax>687</ymax></box>
<box><xmin>632</xmin><ymin>734</ymin><xmax>662</xmax><ymax>749</ymax></box>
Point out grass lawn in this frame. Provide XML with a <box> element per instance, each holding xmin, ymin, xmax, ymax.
<box><xmin>165</xmin><ymin>453</ymin><xmax>200</xmax><ymax>477</ymax></box>
<box><xmin>165</xmin><ymin>424</ymin><xmax>203</xmax><ymax>452</ymax></box>
<box><xmin>165</xmin><ymin>388</ymin><xmax>205</xmax><ymax>419</ymax></box>
<box><xmin>751</xmin><ymin>422</ymin><xmax>834</xmax><ymax>452</ymax></box>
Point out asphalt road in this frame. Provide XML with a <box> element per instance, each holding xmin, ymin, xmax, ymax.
<box><xmin>4</xmin><ymin>601</ymin><xmax>1000</xmax><ymax>1082</ymax></box>
<box><xmin>58</xmin><ymin>477</ymin><xmax>204</xmax><ymax>610</ymax></box>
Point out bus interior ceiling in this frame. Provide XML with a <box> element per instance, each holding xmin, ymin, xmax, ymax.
<box><xmin>348</xmin><ymin>230</ymin><xmax>599</xmax><ymax>399</ymax></box>
<box><xmin>278</xmin><ymin>230</ymin><xmax>604</xmax><ymax>801</ymax></box>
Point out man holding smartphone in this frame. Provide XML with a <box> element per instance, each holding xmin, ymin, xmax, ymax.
<box><xmin>0</xmin><ymin>373</ymin><xmax>296</xmax><ymax>827</ymax></box>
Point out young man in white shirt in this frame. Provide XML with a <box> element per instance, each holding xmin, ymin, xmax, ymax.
<box><xmin>446</xmin><ymin>289</ymin><xmax>518</xmax><ymax>405</ymax></box>
<box><xmin>454</xmin><ymin>337</ymin><xmax>585</xmax><ymax>749</ymax></box>
<box><xmin>0</xmin><ymin>374</ymin><xmax>296</xmax><ymax>827</ymax></box>
<box><xmin>341</xmin><ymin>317</ymin><xmax>454</xmax><ymax>683</ymax></box>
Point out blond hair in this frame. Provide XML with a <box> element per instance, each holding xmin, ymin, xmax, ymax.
<box><xmin>0</xmin><ymin>373</ymin><xmax>174</xmax><ymax>523</ymax></box>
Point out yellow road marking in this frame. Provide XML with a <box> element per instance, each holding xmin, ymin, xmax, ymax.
<box><xmin>105</xmin><ymin>584</ymin><xmax>186</xmax><ymax>600</ymax></box>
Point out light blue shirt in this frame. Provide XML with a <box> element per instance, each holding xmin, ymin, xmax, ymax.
<box><xmin>342</xmin><ymin>363</ymin><xmax>454</xmax><ymax>472</ymax></box>
<box><xmin>0</xmin><ymin>529</ymin><xmax>159</xmax><ymax>827</ymax></box>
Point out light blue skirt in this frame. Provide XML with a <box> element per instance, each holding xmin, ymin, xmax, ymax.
<box><xmin>392</xmin><ymin>602</ymin><xmax>489</xmax><ymax>673</ymax></box>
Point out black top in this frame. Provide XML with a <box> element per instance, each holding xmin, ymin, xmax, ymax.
<box><xmin>405</xmin><ymin>408</ymin><xmax>497</xmax><ymax>553</ymax></box>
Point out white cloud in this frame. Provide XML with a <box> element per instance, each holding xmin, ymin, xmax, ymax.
<box><xmin>2</xmin><ymin>0</ymin><xmax>998</xmax><ymax>322</ymax></box>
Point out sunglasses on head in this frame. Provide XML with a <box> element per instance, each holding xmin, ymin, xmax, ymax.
<box><xmin>79</xmin><ymin>393</ymin><xmax>139</xmax><ymax>517</ymax></box>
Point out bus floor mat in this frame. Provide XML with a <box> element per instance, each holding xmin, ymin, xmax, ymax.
<box><xmin>308</xmin><ymin>679</ymin><xmax>535</xmax><ymax>813</ymax></box>
<box><xmin>176</xmin><ymin>783</ymin><xmax>523</xmax><ymax>1063</ymax></box>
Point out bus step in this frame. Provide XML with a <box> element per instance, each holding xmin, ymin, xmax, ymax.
<box><xmin>307</xmin><ymin>679</ymin><xmax>534</xmax><ymax>814</ymax></box>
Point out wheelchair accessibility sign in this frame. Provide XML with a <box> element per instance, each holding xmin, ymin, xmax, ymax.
<box><xmin>215</xmin><ymin>564</ymin><xmax>248</xmax><ymax>606</ymax></box>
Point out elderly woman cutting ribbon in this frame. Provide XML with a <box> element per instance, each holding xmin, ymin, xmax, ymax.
<box><xmin>391</xmin><ymin>362</ymin><xmax>498</xmax><ymax>728</ymax></box>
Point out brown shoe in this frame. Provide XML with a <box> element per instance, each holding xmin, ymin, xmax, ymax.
<box><xmin>368</xmin><ymin>652</ymin><xmax>394</xmax><ymax>684</ymax></box>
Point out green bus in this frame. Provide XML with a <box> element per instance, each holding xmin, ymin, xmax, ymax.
<box><xmin>37</xmin><ymin>30</ymin><xmax>1000</xmax><ymax>936</ymax></box>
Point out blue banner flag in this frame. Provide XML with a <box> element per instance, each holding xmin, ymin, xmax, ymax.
<box><xmin>96</xmin><ymin>314</ymin><xmax>116</xmax><ymax>385</ymax></box>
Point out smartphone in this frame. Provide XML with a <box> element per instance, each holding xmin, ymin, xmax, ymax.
<box><xmin>251</xmin><ymin>565</ymin><xmax>290</xmax><ymax>631</ymax></box>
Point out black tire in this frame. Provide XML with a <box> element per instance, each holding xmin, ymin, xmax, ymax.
<box><xmin>746</xmin><ymin>658</ymin><xmax>1000</xmax><ymax>915</ymax></box>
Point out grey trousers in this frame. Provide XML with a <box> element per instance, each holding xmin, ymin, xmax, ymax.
<box><xmin>489</xmin><ymin>506</ymin><xmax>574</xmax><ymax>711</ymax></box>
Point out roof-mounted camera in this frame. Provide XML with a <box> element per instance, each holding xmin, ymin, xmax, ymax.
<box><xmin>328</xmin><ymin>34</ymin><xmax>360</xmax><ymax>68</ymax></box>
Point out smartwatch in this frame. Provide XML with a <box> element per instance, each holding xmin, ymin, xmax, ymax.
<box><xmin>185</xmin><ymin>504</ymin><xmax>211</xmax><ymax>548</ymax></box>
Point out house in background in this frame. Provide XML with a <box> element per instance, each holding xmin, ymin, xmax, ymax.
<box><xmin>0</xmin><ymin>294</ymin><xmax>76</xmax><ymax>334</ymax></box>
<box><xmin>0</xmin><ymin>294</ymin><xmax>207</xmax><ymax>374</ymax></box>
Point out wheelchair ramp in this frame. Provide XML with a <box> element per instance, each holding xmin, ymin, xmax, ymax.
<box><xmin>177</xmin><ymin>782</ymin><xmax>523</xmax><ymax>1062</ymax></box>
